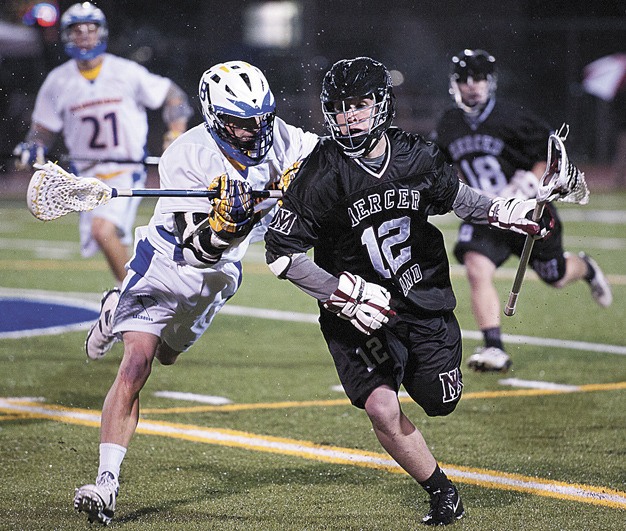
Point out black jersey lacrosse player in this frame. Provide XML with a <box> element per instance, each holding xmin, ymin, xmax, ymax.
<box><xmin>265</xmin><ymin>57</ymin><xmax>553</xmax><ymax>526</ymax></box>
<box><xmin>432</xmin><ymin>49</ymin><xmax>612</xmax><ymax>373</ymax></box>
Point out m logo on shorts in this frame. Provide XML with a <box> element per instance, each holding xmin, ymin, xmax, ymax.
<box><xmin>132</xmin><ymin>294</ymin><xmax>158</xmax><ymax>322</ymax></box>
<box><xmin>439</xmin><ymin>368</ymin><xmax>463</xmax><ymax>403</ymax></box>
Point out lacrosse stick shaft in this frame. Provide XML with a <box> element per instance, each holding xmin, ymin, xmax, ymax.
<box><xmin>60</xmin><ymin>154</ymin><xmax>160</xmax><ymax>165</ymax></box>
<box><xmin>111</xmin><ymin>188</ymin><xmax>282</xmax><ymax>199</ymax></box>
<box><xmin>504</xmin><ymin>201</ymin><xmax>545</xmax><ymax>316</ymax></box>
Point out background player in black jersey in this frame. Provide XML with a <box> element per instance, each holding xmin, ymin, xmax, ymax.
<box><xmin>432</xmin><ymin>49</ymin><xmax>613</xmax><ymax>373</ymax></box>
<box><xmin>265</xmin><ymin>57</ymin><xmax>553</xmax><ymax>525</ymax></box>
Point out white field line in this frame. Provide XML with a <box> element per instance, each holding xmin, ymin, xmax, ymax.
<box><xmin>221</xmin><ymin>305</ymin><xmax>626</xmax><ymax>356</ymax></box>
<box><xmin>498</xmin><ymin>378</ymin><xmax>581</xmax><ymax>391</ymax></box>
<box><xmin>153</xmin><ymin>391</ymin><xmax>232</xmax><ymax>405</ymax></box>
<box><xmin>1</xmin><ymin>287</ymin><xmax>625</xmax><ymax>356</ymax></box>
<box><xmin>1</xmin><ymin>398</ymin><xmax>625</xmax><ymax>510</ymax></box>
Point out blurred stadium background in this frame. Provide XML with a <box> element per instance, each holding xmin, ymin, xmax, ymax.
<box><xmin>1</xmin><ymin>0</ymin><xmax>625</xmax><ymax>191</ymax></box>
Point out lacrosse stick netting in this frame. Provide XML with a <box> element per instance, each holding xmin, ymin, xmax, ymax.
<box><xmin>535</xmin><ymin>124</ymin><xmax>589</xmax><ymax>206</ymax></box>
<box><xmin>26</xmin><ymin>161</ymin><xmax>282</xmax><ymax>221</ymax></box>
<box><xmin>504</xmin><ymin>125</ymin><xmax>589</xmax><ymax>316</ymax></box>
<box><xmin>27</xmin><ymin>162</ymin><xmax>113</xmax><ymax>220</ymax></box>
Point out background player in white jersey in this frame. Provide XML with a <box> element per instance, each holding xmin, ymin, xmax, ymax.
<box><xmin>13</xmin><ymin>2</ymin><xmax>193</xmax><ymax>284</ymax></box>
<box><xmin>265</xmin><ymin>57</ymin><xmax>553</xmax><ymax>526</ymax></box>
<box><xmin>432</xmin><ymin>49</ymin><xmax>612</xmax><ymax>372</ymax></box>
<box><xmin>73</xmin><ymin>60</ymin><xmax>318</xmax><ymax>525</ymax></box>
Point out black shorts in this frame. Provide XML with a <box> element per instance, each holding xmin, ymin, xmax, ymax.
<box><xmin>453</xmin><ymin>204</ymin><xmax>567</xmax><ymax>284</ymax></box>
<box><xmin>318</xmin><ymin>309</ymin><xmax>463</xmax><ymax>416</ymax></box>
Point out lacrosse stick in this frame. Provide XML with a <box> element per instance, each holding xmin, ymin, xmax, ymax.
<box><xmin>26</xmin><ymin>161</ymin><xmax>281</xmax><ymax>221</ymax></box>
<box><xmin>503</xmin><ymin>124</ymin><xmax>589</xmax><ymax>316</ymax></box>
<box><xmin>58</xmin><ymin>154</ymin><xmax>161</xmax><ymax>165</ymax></box>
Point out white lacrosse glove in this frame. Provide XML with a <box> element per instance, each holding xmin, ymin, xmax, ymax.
<box><xmin>488</xmin><ymin>197</ymin><xmax>552</xmax><ymax>238</ymax></box>
<box><xmin>500</xmin><ymin>170</ymin><xmax>539</xmax><ymax>199</ymax></box>
<box><xmin>13</xmin><ymin>142</ymin><xmax>47</xmax><ymax>170</ymax></box>
<box><xmin>323</xmin><ymin>272</ymin><xmax>395</xmax><ymax>335</ymax></box>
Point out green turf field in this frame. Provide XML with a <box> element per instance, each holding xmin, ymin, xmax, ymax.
<box><xmin>1</xmin><ymin>194</ymin><xmax>624</xmax><ymax>530</ymax></box>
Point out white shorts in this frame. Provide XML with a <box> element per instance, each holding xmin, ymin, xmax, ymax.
<box><xmin>112</xmin><ymin>229</ymin><xmax>242</xmax><ymax>353</ymax></box>
<box><xmin>79</xmin><ymin>169</ymin><xmax>146</xmax><ymax>258</ymax></box>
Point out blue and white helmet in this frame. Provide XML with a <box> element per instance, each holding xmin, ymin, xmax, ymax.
<box><xmin>199</xmin><ymin>61</ymin><xmax>276</xmax><ymax>167</ymax></box>
<box><xmin>60</xmin><ymin>2</ymin><xmax>108</xmax><ymax>61</ymax></box>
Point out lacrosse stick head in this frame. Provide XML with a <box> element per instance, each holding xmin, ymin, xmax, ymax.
<box><xmin>27</xmin><ymin>161</ymin><xmax>113</xmax><ymax>221</ymax></box>
<box><xmin>536</xmin><ymin>124</ymin><xmax>589</xmax><ymax>205</ymax></box>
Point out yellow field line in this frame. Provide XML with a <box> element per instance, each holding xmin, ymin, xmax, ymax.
<box><xmin>0</xmin><ymin>398</ymin><xmax>624</xmax><ymax>510</ymax></box>
<box><xmin>139</xmin><ymin>381</ymin><xmax>626</xmax><ymax>415</ymax></box>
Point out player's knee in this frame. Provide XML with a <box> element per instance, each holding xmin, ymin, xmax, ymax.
<box><xmin>364</xmin><ymin>387</ymin><xmax>401</xmax><ymax>429</ymax></box>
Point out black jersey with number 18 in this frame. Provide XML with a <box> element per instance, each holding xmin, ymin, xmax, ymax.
<box><xmin>265</xmin><ymin>127</ymin><xmax>461</xmax><ymax>315</ymax></box>
<box><xmin>433</xmin><ymin>100</ymin><xmax>551</xmax><ymax>195</ymax></box>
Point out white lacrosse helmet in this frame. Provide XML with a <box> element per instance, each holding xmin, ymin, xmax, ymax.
<box><xmin>199</xmin><ymin>61</ymin><xmax>276</xmax><ymax>166</ymax></box>
<box><xmin>60</xmin><ymin>2</ymin><xmax>108</xmax><ymax>61</ymax></box>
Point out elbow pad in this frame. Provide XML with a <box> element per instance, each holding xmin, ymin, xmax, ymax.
<box><xmin>267</xmin><ymin>254</ymin><xmax>292</xmax><ymax>279</ymax></box>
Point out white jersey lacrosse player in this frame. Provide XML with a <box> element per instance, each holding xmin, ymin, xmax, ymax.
<box><xmin>14</xmin><ymin>2</ymin><xmax>192</xmax><ymax>284</ymax></box>
<box><xmin>74</xmin><ymin>60</ymin><xmax>318</xmax><ymax>525</ymax></box>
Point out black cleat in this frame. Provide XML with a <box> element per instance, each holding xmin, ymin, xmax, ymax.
<box><xmin>422</xmin><ymin>485</ymin><xmax>465</xmax><ymax>526</ymax></box>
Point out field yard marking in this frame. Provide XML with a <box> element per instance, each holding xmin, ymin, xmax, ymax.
<box><xmin>139</xmin><ymin>381</ymin><xmax>626</xmax><ymax>414</ymax></box>
<box><xmin>152</xmin><ymin>391</ymin><xmax>232</xmax><ymax>405</ymax></box>
<box><xmin>498</xmin><ymin>378</ymin><xmax>581</xmax><ymax>391</ymax></box>
<box><xmin>1</xmin><ymin>398</ymin><xmax>625</xmax><ymax>511</ymax></box>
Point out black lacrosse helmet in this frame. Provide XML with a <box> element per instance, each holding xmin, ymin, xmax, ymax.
<box><xmin>449</xmin><ymin>49</ymin><xmax>497</xmax><ymax>114</ymax></box>
<box><xmin>321</xmin><ymin>57</ymin><xmax>396</xmax><ymax>158</ymax></box>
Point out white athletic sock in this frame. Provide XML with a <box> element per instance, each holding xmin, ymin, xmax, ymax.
<box><xmin>97</xmin><ymin>443</ymin><xmax>127</xmax><ymax>482</ymax></box>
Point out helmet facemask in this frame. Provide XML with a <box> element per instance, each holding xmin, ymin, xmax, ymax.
<box><xmin>199</xmin><ymin>61</ymin><xmax>276</xmax><ymax>167</ymax></box>
<box><xmin>60</xmin><ymin>2</ymin><xmax>108</xmax><ymax>61</ymax></box>
<box><xmin>321</xmin><ymin>57</ymin><xmax>396</xmax><ymax>158</ymax></box>
<box><xmin>208</xmin><ymin>111</ymin><xmax>275</xmax><ymax>166</ymax></box>
<box><xmin>322</xmin><ymin>93</ymin><xmax>392</xmax><ymax>158</ymax></box>
<box><xmin>449</xmin><ymin>49</ymin><xmax>497</xmax><ymax>116</ymax></box>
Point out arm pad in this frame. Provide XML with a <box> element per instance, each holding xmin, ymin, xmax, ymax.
<box><xmin>175</xmin><ymin>212</ymin><xmax>229</xmax><ymax>268</ymax></box>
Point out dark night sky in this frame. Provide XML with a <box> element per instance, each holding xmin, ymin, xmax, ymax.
<box><xmin>1</xmin><ymin>0</ymin><xmax>625</xmax><ymax>160</ymax></box>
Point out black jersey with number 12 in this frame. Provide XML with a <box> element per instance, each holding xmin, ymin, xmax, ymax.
<box><xmin>265</xmin><ymin>127</ymin><xmax>461</xmax><ymax>315</ymax></box>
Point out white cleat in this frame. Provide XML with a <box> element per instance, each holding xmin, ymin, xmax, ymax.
<box><xmin>580</xmin><ymin>253</ymin><xmax>613</xmax><ymax>308</ymax></box>
<box><xmin>467</xmin><ymin>346</ymin><xmax>512</xmax><ymax>373</ymax></box>
<box><xmin>85</xmin><ymin>288</ymin><xmax>121</xmax><ymax>360</ymax></box>
<box><xmin>74</xmin><ymin>472</ymin><xmax>118</xmax><ymax>525</ymax></box>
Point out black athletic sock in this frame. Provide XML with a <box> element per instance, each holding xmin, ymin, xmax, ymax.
<box><xmin>583</xmin><ymin>258</ymin><xmax>595</xmax><ymax>282</ymax></box>
<box><xmin>419</xmin><ymin>464</ymin><xmax>452</xmax><ymax>494</ymax></box>
<box><xmin>483</xmin><ymin>327</ymin><xmax>504</xmax><ymax>351</ymax></box>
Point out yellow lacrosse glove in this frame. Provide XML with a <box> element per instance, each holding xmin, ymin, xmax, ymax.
<box><xmin>208</xmin><ymin>174</ymin><xmax>255</xmax><ymax>240</ymax></box>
